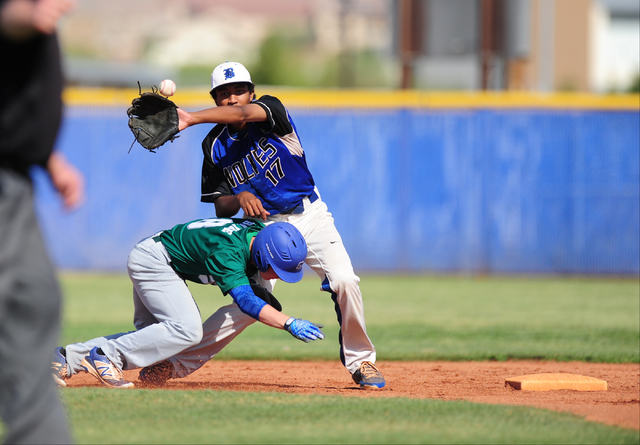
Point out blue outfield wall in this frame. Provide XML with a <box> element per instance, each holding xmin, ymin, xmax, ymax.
<box><xmin>34</xmin><ymin>102</ymin><xmax>640</xmax><ymax>275</ymax></box>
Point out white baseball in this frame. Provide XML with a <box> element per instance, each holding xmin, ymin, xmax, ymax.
<box><xmin>159</xmin><ymin>79</ymin><xmax>176</xmax><ymax>97</ymax></box>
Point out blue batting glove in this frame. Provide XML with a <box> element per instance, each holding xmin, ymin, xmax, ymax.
<box><xmin>284</xmin><ymin>317</ymin><xmax>325</xmax><ymax>343</ymax></box>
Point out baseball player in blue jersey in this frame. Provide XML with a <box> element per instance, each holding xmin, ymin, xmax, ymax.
<box><xmin>140</xmin><ymin>61</ymin><xmax>384</xmax><ymax>389</ymax></box>
<box><xmin>52</xmin><ymin>218</ymin><xmax>324</xmax><ymax>388</ymax></box>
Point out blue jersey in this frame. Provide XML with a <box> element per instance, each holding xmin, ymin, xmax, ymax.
<box><xmin>200</xmin><ymin>95</ymin><xmax>315</xmax><ymax>214</ymax></box>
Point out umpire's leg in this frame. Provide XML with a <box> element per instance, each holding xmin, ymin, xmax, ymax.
<box><xmin>0</xmin><ymin>170</ymin><xmax>73</xmax><ymax>444</ymax></box>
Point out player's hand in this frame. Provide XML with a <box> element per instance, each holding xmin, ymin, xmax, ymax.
<box><xmin>284</xmin><ymin>317</ymin><xmax>325</xmax><ymax>343</ymax></box>
<box><xmin>237</xmin><ymin>191</ymin><xmax>270</xmax><ymax>221</ymax></box>
<box><xmin>47</xmin><ymin>152</ymin><xmax>85</xmax><ymax>210</ymax></box>
<box><xmin>177</xmin><ymin>107</ymin><xmax>192</xmax><ymax>131</ymax></box>
<box><xmin>0</xmin><ymin>0</ymin><xmax>74</xmax><ymax>39</ymax></box>
<box><xmin>32</xmin><ymin>0</ymin><xmax>75</xmax><ymax>35</ymax></box>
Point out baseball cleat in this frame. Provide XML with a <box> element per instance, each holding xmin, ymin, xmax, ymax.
<box><xmin>138</xmin><ymin>360</ymin><xmax>174</xmax><ymax>385</ymax></box>
<box><xmin>81</xmin><ymin>347</ymin><xmax>134</xmax><ymax>389</ymax></box>
<box><xmin>52</xmin><ymin>347</ymin><xmax>68</xmax><ymax>387</ymax></box>
<box><xmin>351</xmin><ymin>361</ymin><xmax>386</xmax><ymax>389</ymax></box>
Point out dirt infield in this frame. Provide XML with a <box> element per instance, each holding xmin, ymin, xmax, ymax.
<box><xmin>65</xmin><ymin>360</ymin><xmax>640</xmax><ymax>430</ymax></box>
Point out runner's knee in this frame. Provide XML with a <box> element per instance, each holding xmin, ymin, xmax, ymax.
<box><xmin>171</xmin><ymin>319</ymin><xmax>203</xmax><ymax>348</ymax></box>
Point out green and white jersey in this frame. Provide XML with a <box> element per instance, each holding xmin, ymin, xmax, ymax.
<box><xmin>158</xmin><ymin>217</ymin><xmax>264</xmax><ymax>294</ymax></box>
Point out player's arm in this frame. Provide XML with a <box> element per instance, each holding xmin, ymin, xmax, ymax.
<box><xmin>47</xmin><ymin>152</ymin><xmax>85</xmax><ymax>210</ymax></box>
<box><xmin>207</xmin><ymin>178</ymin><xmax>270</xmax><ymax>221</ymax></box>
<box><xmin>178</xmin><ymin>103</ymin><xmax>267</xmax><ymax>131</ymax></box>
<box><xmin>257</xmin><ymin>302</ymin><xmax>290</xmax><ymax>329</ymax></box>
<box><xmin>227</xmin><ymin>285</ymin><xmax>287</xmax><ymax>328</ymax></box>
<box><xmin>216</xmin><ymin>193</ymin><xmax>269</xmax><ymax>221</ymax></box>
<box><xmin>0</xmin><ymin>0</ymin><xmax>74</xmax><ymax>40</ymax></box>
<box><xmin>228</xmin><ymin>285</ymin><xmax>324</xmax><ymax>342</ymax></box>
<box><xmin>213</xmin><ymin>196</ymin><xmax>241</xmax><ymax>218</ymax></box>
<box><xmin>203</xmin><ymin>161</ymin><xmax>269</xmax><ymax>220</ymax></box>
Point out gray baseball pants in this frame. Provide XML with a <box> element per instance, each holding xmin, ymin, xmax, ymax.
<box><xmin>63</xmin><ymin>236</ymin><xmax>204</xmax><ymax>376</ymax></box>
<box><xmin>0</xmin><ymin>169</ymin><xmax>73</xmax><ymax>444</ymax></box>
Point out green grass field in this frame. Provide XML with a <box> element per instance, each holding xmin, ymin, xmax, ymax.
<box><xmin>60</xmin><ymin>272</ymin><xmax>640</xmax><ymax>363</ymax></box>
<box><xmin>5</xmin><ymin>273</ymin><xmax>640</xmax><ymax>443</ymax></box>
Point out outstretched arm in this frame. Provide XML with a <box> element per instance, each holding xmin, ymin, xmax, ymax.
<box><xmin>228</xmin><ymin>285</ymin><xmax>324</xmax><ymax>342</ymax></box>
<box><xmin>178</xmin><ymin>103</ymin><xmax>267</xmax><ymax>131</ymax></box>
<box><xmin>259</xmin><ymin>303</ymin><xmax>325</xmax><ymax>343</ymax></box>
<box><xmin>257</xmin><ymin>303</ymin><xmax>290</xmax><ymax>329</ymax></box>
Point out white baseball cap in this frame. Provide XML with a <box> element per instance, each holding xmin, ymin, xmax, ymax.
<box><xmin>210</xmin><ymin>61</ymin><xmax>254</xmax><ymax>94</ymax></box>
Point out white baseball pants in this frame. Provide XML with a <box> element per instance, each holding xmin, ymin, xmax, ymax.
<box><xmin>168</xmin><ymin>190</ymin><xmax>377</xmax><ymax>377</ymax></box>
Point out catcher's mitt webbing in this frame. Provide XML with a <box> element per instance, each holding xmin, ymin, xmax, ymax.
<box><xmin>127</xmin><ymin>84</ymin><xmax>180</xmax><ymax>151</ymax></box>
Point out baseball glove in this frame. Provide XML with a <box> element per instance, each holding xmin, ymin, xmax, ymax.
<box><xmin>127</xmin><ymin>85</ymin><xmax>180</xmax><ymax>152</ymax></box>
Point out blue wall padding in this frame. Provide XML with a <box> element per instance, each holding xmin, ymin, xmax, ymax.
<box><xmin>34</xmin><ymin>105</ymin><xmax>639</xmax><ymax>275</ymax></box>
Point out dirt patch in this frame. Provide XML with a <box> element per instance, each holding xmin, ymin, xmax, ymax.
<box><xmin>66</xmin><ymin>360</ymin><xmax>640</xmax><ymax>430</ymax></box>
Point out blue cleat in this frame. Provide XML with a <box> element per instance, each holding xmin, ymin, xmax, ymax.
<box><xmin>52</xmin><ymin>347</ymin><xmax>68</xmax><ymax>387</ymax></box>
<box><xmin>351</xmin><ymin>361</ymin><xmax>386</xmax><ymax>389</ymax></box>
<box><xmin>81</xmin><ymin>347</ymin><xmax>134</xmax><ymax>389</ymax></box>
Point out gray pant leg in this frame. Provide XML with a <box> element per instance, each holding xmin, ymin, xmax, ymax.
<box><xmin>0</xmin><ymin>170</ymin><xmax>73</xmax><ymax>444</ymax></box>
<box><xmin>66</xmin><ymin>238</ymin><xmax>204</xmax><ymax>372</ymax></box>
<box><xmin>169</xmin><ymin>303</ymin><xmax>256</xmax><ymax>378</ymax></box>
<box><xmin>64</xmin><ymin>331</ymin><xmax>133</xmax><ymax>376</ymax></box>
<box><xmin>166</xmin><ymin>274</ymin><xmax>276</xmax><ymax>378</ymax></box>
<box><xmin>64</xmin><ymin>264</ymin><xmax>162</xmax><ymax>376</ymax></box>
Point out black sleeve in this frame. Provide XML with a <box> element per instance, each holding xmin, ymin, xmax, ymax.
<box><xmin>201</xmin><ymin>125</ymin><xmax>232</xmax><ymax>203</ymax></box>
<box><xmin>201</xmin><ymin>160</ymin><xmax>232</xmax><ymax>203</ymax></box>
<box><xmin>253</xmin><ymin>95</ymin><xmax>294</xmax><ymax>137</ymax></box>
<box><xmin>0</xmin><ymin>29</ymin><xmax>63</xmax><ymax>169</ymax></box>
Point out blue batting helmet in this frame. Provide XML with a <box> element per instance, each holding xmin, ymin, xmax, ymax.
<box><xmin>251</xmin><ymin>222</ymin><xmax>307</xmax><ymax>283</ymax></box>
